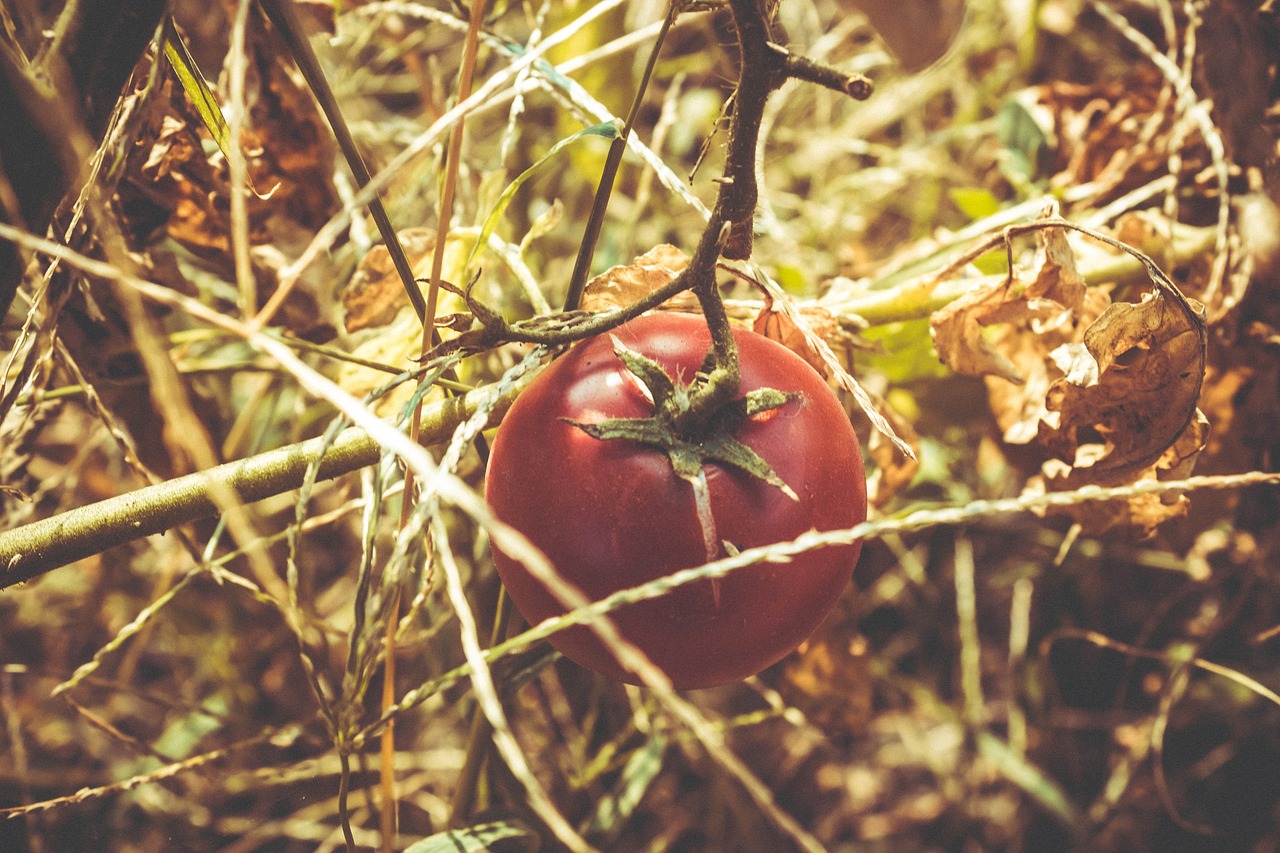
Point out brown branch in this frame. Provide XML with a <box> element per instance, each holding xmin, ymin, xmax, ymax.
<box><xmin>780</xmin><ymin>48</ymin><xmax>873</xmax><ymax>99</ymax></box>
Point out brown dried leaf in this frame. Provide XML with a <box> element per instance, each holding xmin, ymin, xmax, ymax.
<box><xmin>931</xmin><ymin>219</ymin><xmax>1210</xmax><ymax>534</ymax></box>
<box><xmin>1043</xmin><ymin>287</ymin><xmax>1208</xmax><ymax>478</ymax></box>
<box><xmin>337</xmin><ymin>309</ymin><xmax>439</xmax><ymax>418</ymax></box>
<box><xmin>1040</xmin><ymin>409</ymin><xmax>1210</xmax><ymax>536</ymax></box>
<box><xmin>930</xmin><ymin>276</ymin><xmax>1026</xmax><ymax>383</ymax></box>
<box><xmin>341</xmin><ymin>228</ymin><xmax>470</xmax><ymax>333</ymax></box>
<box><xmin>932</xmin><ymin>225</ymin><xmax>1098</xmax><ymax>388</ymax></box>
<box><xmin>579</xmin><ymin>244</ymin><xmax>697</xmax><ymax>313</ymax></box>
<box><xmin>338</xmin><ymin>230</ymin><xmax>472</xmax><ymax>415</ymax></box>
<box><xmin>752</xmin><ymin>302</ymin><xmax>844</xmax><ymax>376</ymax></box>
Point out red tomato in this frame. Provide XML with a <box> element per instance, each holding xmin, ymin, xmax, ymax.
<box><xmin>485</xmin><ymin>312</ymin><xmax>867</xmax><ymax>689</ymax></box>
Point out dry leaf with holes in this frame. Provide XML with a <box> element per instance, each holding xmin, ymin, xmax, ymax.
<box><xmin>932</xmin><ymin>225</ymin><xmax>1100</xmax><ymax>386</ymax></box>
<box><xmin>1038</xmin><ymin>410</ymin><xmax>1210</xmax><ymax>535</ymax></box>
<box><xmin>931</xmin><ymin>221</ymin><xmax>1208</xmax><ymax>534</ymax></box>
<box><xmin>1042</xmin><ymin>287</ymin><xmax>1207</xmax><ymax>478</ymax></box>
<box><xmin>846</xmin><ymin>0</ymin><xmax>964</xmax><ymax>71</ymax></box>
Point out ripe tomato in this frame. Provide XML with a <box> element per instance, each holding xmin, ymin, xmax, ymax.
<box><xmin>485</xmin><ymin>312</ymin><xmax>867</xmax><ymax>689</ymax></box>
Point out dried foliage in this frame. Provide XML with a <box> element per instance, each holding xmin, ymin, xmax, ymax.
<box><xmin>2</xmin><ymin>1</ymin><xmax>1280</xmax><ymax>852</ymax></box>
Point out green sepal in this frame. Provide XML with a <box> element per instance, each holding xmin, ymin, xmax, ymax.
<box><xmin>561</xmin><ymin>337</ymin><xmax>802</xmax><ymax>502</ymax></box>
<box><xmin>610</xmin><ymin>338</ymin><xmax>682</xmax><ymax>415</ymax></box>
<box><xmin>698</xmin><ymin>433</ymin><xmax>798</xmax><ymax>500</ymax></box>
<box><xmin>704</xmin><ymin>387</ymin><xmax>798</xmax><ymax>435</ymax></box>
<box><xmin>743</xmin><ymin>387</ymin><xmax>795</xmax><ymax>416</ymax></box>
<box><xmin>563</xmin><ymin>416</ymin><xmax>799</xmax><ymax>502</ymax></box>
<box><xmin>562</xmin><ymin>416</ymin><xmax>672</xmax><ymax>447</ymax></box>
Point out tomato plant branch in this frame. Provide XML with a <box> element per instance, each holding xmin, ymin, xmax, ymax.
<box><xmin>778</xmin><ymin>47</ymin><xmax>874</xmax><ymax>99</ymax></box>
<box><xmin>0</xmin><ymin>378</ymin><xmax>525</xmax><ymax>589</ymax></box>
<box><xmin>434</xmin><ymin>0</ymin><xmax>872</xmax><ymax>366</ymax></box>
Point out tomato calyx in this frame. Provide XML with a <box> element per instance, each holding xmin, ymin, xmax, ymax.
<box><xmin>563</xmin><ymin>337</ymin><xmax>800</xmax><ymax>501</ymax></box>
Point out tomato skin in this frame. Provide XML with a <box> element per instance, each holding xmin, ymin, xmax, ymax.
<box><xmin>485</xmin><ymin>312</ymin><xmax>867</xmax><ymax>689</ymax></box>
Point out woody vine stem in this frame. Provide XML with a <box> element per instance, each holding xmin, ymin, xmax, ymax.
<box><xmin>436</xmin><ymin>0</ymin><xmax>871</xmax><ymax>402</ymax></box>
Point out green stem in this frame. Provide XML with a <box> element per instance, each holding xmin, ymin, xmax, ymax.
<box><xmin>337</xmin><ymin>747</ymin><xmax>357</xmax><ymax>853</ymax></box>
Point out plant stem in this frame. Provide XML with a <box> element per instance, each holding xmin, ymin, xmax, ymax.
<box><xmin>564</xmin><ymin>5</ymin><xmax>678</xmax><ymax>311</ymax></box>
<box><xmin>674</xmin><ymin>0</ymin><xmax>790</xmax><ymax>427</ymax></box>
<box><xmin>257</xmin><ymin>0</ymin><xmax>427</xmax><ymax>325</ymax></box>
<box><xmin>447</xmin><ymin>589</ymin><xmax>512</xmax><ymax>827</ymax></box>
<box><xmin>0</xmin><ymin>377</ymin><xmax>528</xmax><ymax>589</ymax></box>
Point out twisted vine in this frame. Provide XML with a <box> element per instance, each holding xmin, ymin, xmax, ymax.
<box><xmin>434</xmin><ymin>0</ymin><xmax>872</xmax><ymax>438</ymax></box>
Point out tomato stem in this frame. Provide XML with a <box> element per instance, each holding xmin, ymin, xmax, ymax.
<box><xmin>428</xmin><ymin>0</ymin><xmax>873</xmax><ymax>374</ymax></box>
<box><xmin>677</xmin><ymin>0</ymin><xmax>787</xmax><ymax>428</ymax></box>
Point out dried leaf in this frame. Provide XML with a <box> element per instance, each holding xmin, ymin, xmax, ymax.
<box><xmin>752</xmin><ymin>302</ymin><xmax>846</xmax><ymax>376</ymax></box>
<box><xmin>338</xmin><ymin>229</ymin><xmax>472</xmax><ymax>415</ymax></box>
<box><xmin>932</xmin><ymin>225</ymin><xmax>1098</xmax><ymax>388</ymax></box>
<box><xmin>1040</xmin><ymin>410</ymin><xmax>1210</xmax><ymax>536</ymax></box>
<box><xmin>1043</xmin><ymin>287</ymin><xmax>1207</xmax><ymax>478</ymax></box>
<box><xmin>341</xmin><ymin>228</ymin><xmax>470</xmax><ymax>333</ymax></box>
<box><xmin>521</xmin><ymin>198</ymin><xmax>564</xmax><ymax>250</ymax></box>
<box><xmin>845</xmin><ymin>0</ymin><xmax>965</xmax><ymax>71</ymax></box>
<box><xmin>579</xmin><ymin>244</ymin><xmax>696</xmax><ymax>313</ymax></box>
<box><xmin>930</xmin><ymin>275</ymin><xmax>1026</xmax><ymax>383</ymax></box>
<box><xmin>930</xmin><ymin>218</ymin><xmax>1209</xmax><ymax>534</ymax></box>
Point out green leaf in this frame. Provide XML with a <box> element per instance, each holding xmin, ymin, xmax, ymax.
<box><xmin>949</xmin><ymin>187</ymin><xmax>1002</xmax><ymax>221</ymax></box>
<box><xmin>977</xmin><ymin>732</ymin><xmax>1082</xmax><ymax>833</ymax></box>
<box><xmin>582</xmin><ymin>735</ymin><xmax>667</xmax><ymax>834</ymax></box>
<box><xmin>403</xmin><ymin>821</ymin><xmax>538</xmax><ymax>853</ymax></box>
<box><xmin>162</xmin><ymin>21</ymin><xmax>231</xmax><ymax>166</ymax></box>
<box><xmin>467</xmin><ymin>121</ymin><xmax>620</xmax><ymax>271</ymax></box>
<box><xmin>997</xmin><ymin>95</ymin><xmax>1052</xmax><ymax>185</ymax></box>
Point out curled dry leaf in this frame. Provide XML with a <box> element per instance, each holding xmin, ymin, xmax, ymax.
<box><xmin>933</xmin><ymin>225</ymin><xmax>1109</xmax><ymax>440</ymax></box>
<box><xmin>930</xmin><ymin>221</ymin><xmax>1209</xmax><ymax>534</ymax></box>
<box><xmin>1038</xmin><ymin>410</ymin><xmax>1210</xmax><ymax>536</ymax></box>
<box><xmin>1043</xmin><ymin>287</ymin><xmax>1207</xmax><ymax>478</ymax></box>
<box><xmin>578</xmin><ymin>243</ymin><xmax>698</xmax><ymax>313</ymax></box>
